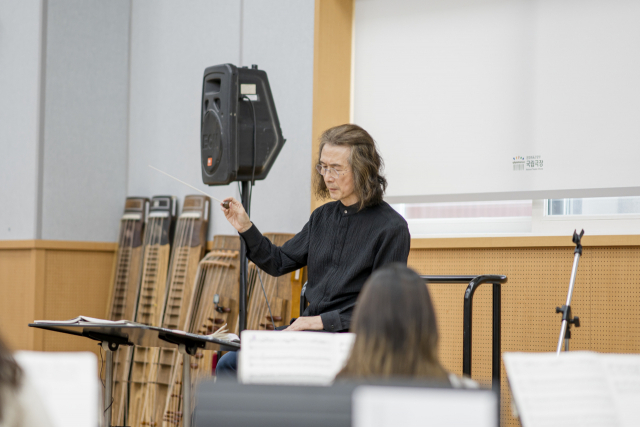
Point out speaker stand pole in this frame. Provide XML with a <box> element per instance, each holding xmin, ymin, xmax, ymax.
<box><xmin>239</xmin><ymin>180</ymin><xmax>251</xmax><ymax>332</ymax></box>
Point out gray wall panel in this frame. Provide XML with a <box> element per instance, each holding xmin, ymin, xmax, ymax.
<box><xmin>241</xmin><ymin>0</ymin><xmax>315</xmax><ymax>234</ymax></box>
<box><xmin>127</xmin><ymin>0</ymin><xmax>242</xmax><ymax>240</ymax></box>
<box><xmin>0</xmin><ymin>0</ymin><xmax>43</xmax><ymax>240</ymax></box>
<box><xmin>3</xmin><ymin>1</ymin><xmax>314</xmax><ymax>243</ymax></box>
<box><xmin>41</xmin><ymin>0</ymin><xmax>131</xmax><ymax>241</ymax></box>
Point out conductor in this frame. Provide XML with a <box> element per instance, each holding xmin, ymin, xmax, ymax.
<box><xmin>216</xmin><ymin>124</ymin><xmax>410</xmax><ymax>375</ymax></box>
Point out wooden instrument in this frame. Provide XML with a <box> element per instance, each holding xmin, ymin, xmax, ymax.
<box><xmin>161</xmin><ymin>235</ymin><xmax>241</xmax><ymax>427</ymax></box>
<box><xmin>130</xmin><ymin>195</ymin><xmax>210</xmax><ymax>427</ymax></box>
<box><xmin>246</xmin><ymin>233</ymin><xmax>296</xmax><ymax>331</ymax></box>
<box><xmin>107</xmin><ymin>197</ymin><xmax>149</xmax><ymax>321</ymax></box>
<box><xmin>106</xmin><ymin>197</ymin><xmax>149</xmax><ymax>427</ymax></box>
<box><xmin>127</xmin><ymin>196</ymin><xmax>178</xmax><ymax>427</ymax></box>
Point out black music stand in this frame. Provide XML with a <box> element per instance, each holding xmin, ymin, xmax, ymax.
<box><xmin>28</xmin><ymin>322</ymin><xmax>239</xmax><ymax>427</ymax></box>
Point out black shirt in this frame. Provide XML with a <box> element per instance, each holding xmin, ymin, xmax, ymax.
<box><xmin>239</xmin><ymin>200</ymin><xmax>411</xmax><ymax>332</ymax></box>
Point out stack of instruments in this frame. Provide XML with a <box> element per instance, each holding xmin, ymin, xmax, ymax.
<box><xmin>106</xmin><ymin>197</ymin><xmax>149</xmax><ymax>426</ymax></box>
<box><xmin>132</xmin><ymin>195</ymin><xmax>210</xmax><ymax>427</ymax></box>
<box><xmin>162</xmin><ymin>235</ymin><xmax>241</xmax><ymax>426</ymax></box>
<box><xmin>104</xmin><ymin>195</ymin><xmax>305</xmax><ymax>427</ymax></box>
<box><xmin>247</xmin><ymin>234</ymin><xmax>295</xmax><ymax>330</ymax></box>
<box><xmin>128</xmin><ymin>196</ymin><xmax>178</xmax><ymax>427</ymax></box>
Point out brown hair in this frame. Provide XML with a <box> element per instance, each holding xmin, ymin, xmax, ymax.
<box><xmin>0</xmin><ymin>333</ymin><xmax>22</xmax><ymax>422</ymax></box>
<box><xmin>313</xmin><ymin>124</ymin><xmax>387</xmax><ymax>210</ymax></box>
<box><xmin>337</xmin><ymin>264</ymin><xmax>449</xmax><ymax>381</ymax></box>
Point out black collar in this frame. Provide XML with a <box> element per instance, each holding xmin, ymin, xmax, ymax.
<box><xmin>339</xmin><ymin>201</ymin><xmax>360</xmax><ymax>217</ymax></box>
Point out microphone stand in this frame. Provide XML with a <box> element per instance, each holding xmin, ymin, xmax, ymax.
<box><xmin>555</xmin><ymin>229</ymin><xmax>584</xmax><ymax>355</ymax></box>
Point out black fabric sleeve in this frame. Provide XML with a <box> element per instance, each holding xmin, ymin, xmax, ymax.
<box><xmin>372</xmin><ymin>223</ymin><xmax>411</xmax><ymax>269</ymax></box>
<box><xmin>239</xmin><ymin>221</ymin><xmax>309</xmax><ymax>277</ymax></box>
<box><xmin>320</xmin><ymin>310</ymin><xmax>344</xmax><ymax>332</ymax></box>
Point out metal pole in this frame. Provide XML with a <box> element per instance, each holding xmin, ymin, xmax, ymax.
<box><xmin>556</xmin><ymin>252</ymin><xmax>581</xmax><ymax>355</ymax></box>
<box><xmin>102</xmin><ymin>342</ymin><xmax>113</xmax><ymax>427</ymax></box>
<box><xmin>238</xmin><ymin>180</ymin><xmax>251</xmax><ymax>332</ymax></box>
<box><xmin>180</xmin><ymin>344</ymin><xmax>192</xmax><ymax>427</ymax></box>
<box><xmin>492</xmin><ymin>282</ymin><xmax>501</xmax><ymax>399</ymax></box>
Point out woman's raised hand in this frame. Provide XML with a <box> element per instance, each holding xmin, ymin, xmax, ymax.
<box><xmin>221</xmin><ymin>197</ymin><xmax>252</xmax><ymax>233</ymax></box>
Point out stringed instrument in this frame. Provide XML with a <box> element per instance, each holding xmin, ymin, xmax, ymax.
<box><xmin>161</xmin><ymin>235</ymin><xmax>241</xmax><ymax>427</ymax></box>
<box><xmin>106</xmin><ymin>197</ymin><xmax>149</xmax><ymax>427</ymax></box>
<box><xmin>246</xmin><ymin>233</ymin><xmax>297</xmax><ymax>331</ymax></box>
<box><xmin>127</xmin><ymin>196</ymin><xmax>178</xmax><ymax>427</ymax></box>
<box><xmin>133</xmin><ymin>195</ymin><xmax>210</xmax><ymax>427</ymax></box>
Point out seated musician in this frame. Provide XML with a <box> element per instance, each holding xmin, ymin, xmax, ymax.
<box><xmin>336</xmin><ymin>263</ymin><xmax>477</xmax><ymax>388</ymax></box>
<box><xmin>216</xmin><ymin>124</ymin><xmax>410</xmax><ymax>377</ymax></box>
<box><xmin>0</xmin><ymin>333</ymin><xmax>54</xmax><ymax>427</ymax></box>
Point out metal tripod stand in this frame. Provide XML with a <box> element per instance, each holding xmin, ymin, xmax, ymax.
<box><xmin>555</xmin><ymin>229</ymin><xmax>584</xmax><ymax>355</ymax></box>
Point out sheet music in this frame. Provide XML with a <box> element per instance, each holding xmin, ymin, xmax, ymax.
<box><xmin>353</xmin><ymin>386</ymin><xmax>498</xmax><ymax>427</ymax></box>
<box><xmin>14</xmin><ymin>351</ymin><xmax>100</xmax><ymax>427</ymax></box>
<box><xmin>602</xmin><ymin>354</ymin><xmax>640</xmax><ymax>427</ymax></box>
<box><xmin>503</xmin><ymin>351</ymin><xmax>640</xmax><ymax>427</ymax></box>
<box><xmin>34</xmin><ymin>315</ymin><xmax>132</xmax><ymax>324</ymax></box>
<box><xmin>238</xmin><ymin>331</ymin><xmax>355</xmax><ymax>385</ymax></box>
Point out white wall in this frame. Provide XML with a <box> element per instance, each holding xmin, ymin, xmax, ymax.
<box><xmin>1</xmin><ymin>0</ymin><xmax>314</xmax><ymax>243</ymax></box>
<box><xmin>41</xmin><ymin>0</ymin><xmax>131</xmax><ymax>242</ymax></box>
<box><xmin>128</xmin><ymin>0</ymin><xmax>314</xmax><ymax>240</ymax></box>
<box><xmin>0</xmin><ymin>0</ymin><xmax>44</xmax><ymax>240</ymax></box>
<box><xmin>353</xmin><ymin>0</ymin><xmax>640</xmax><ymax>203</ymax></box>
<box><xmin>239</xmin><ymin>0</ymin><xmax>314</xmax><ymax>235</ymax></box>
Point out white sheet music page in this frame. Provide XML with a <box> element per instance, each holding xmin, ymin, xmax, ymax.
<box><xmin>14</xmin><ymin>351</ymin><xmax>100</xmax><ymax>427</ymax></box>
<box><xmin>34</xmin><ymin>316</ymin><xmax>130</xmax><ymax>324</ymax></box>
<box><xmin>601</xmin><ymin>354</ymin><xmax>640</xmax><ymax>427</ymax></box>
<box><xmin>353</xmin><ymin>386</ymin><xmax>498</xmax><ymax>427</ymax></box>
<box><xmin>238</xmin><ymin>331</ymin><xmax>355</xmax><ymax>385</ymax></box>
<box><xmin>503</xmin><ymin>352</ymin><xmax>628</xmax><ymax>427</ymax></box>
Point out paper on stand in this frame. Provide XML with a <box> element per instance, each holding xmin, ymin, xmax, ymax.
<box><xmin>353</xmin><ymin>386</ymin><xmax>498</xmax><ymax>427</ymax></box>
<box><xmin>238</xmin><ymin>331</ymin><xmax>355</xmax><ymax>385</ymax></box>
<box><xmin>503</xmin><ymin>351</ymin><xmax>640</xmax><ymax>427</ymax></box>
<box><xmin>14</xmin><ymin>351</ymin><xmax>100</xmax><ymax>427</ymax></box>
<box><xmin>34</xmin><ymin>316</ymin><xmax>132</xmax><ymax>325</ymax></box>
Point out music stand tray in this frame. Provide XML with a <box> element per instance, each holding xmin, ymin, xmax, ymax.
<box><xmin>29</xmin><ymin>322</ymin><xmax>240</xmax><ymax>427</ymax></box>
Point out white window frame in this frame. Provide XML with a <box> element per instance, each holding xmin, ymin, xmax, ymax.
<box><xmin>400</xmin><ymin>200</ymin><xmax>640</xmax><ymax>238</ymax></box>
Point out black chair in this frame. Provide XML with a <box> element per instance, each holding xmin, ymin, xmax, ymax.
<box><xmin>299</xmin><ymin>275</ymin><xmax>508</xmax><ymax>398</ymax></box>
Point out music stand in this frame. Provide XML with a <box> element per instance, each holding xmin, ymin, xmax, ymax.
<box><xmin>29</xmin><ymin>322</ymin><xmax>240</xmax><ymax>427</ymax></box>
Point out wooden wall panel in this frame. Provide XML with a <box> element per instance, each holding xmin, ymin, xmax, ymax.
<box><xmin>0</xmin><ymin>241</ymin><xmax>115</xmax><ymax>359</ymax></box>
<box><xmin>0</xmin><ymin>249</ymin><xmax>43</xmax><ymax>351</ymax></box>
<box><xmin>42</xmin><ymin>249</ymin><xmax>115</xmax><ymax>355</ymax></box>
<box><xmin>409</xmin><ymin>244</ymin><xmax>640</xmax><ymax>427</ymax></box>
<box><xmin>311</xmin><ymin>0</ymin><xmax>353</xmax><ymax>212</ymax></box>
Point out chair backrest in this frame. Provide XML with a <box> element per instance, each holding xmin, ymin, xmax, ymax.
<box><xmin>300</xmin><ymin>281</ymin><xmax>308</xmax><ymax>316</ymax></box>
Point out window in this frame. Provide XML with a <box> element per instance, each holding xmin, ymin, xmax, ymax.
<box><xmin>546</xmin><ymin>197</ymin><xmax>640</xmax><ymax>216</ymax></box>
<box><xmin>392</xmin><ymin>201</ymin><xmax>532</xmax><ymax>237</ymax></box>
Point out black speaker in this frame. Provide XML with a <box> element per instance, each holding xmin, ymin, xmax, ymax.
<box><xmin>200</xmin><ymin>64</ymin><xmax>285</xmax><ymax>186</ymax></box>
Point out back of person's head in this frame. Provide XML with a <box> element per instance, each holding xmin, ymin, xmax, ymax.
<box><xmin>337</xmin><ymin>263</ymin><xmax>448</xmax><ymax>381</ymax></box>
<box><xmin>0</xmin><ymin>333</ymin><xmax>22</xmax><ymax>422</ymax></box>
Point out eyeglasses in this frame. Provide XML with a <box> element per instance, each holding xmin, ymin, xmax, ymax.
<box><xmin>316</xmin><ymin>164</ymin><xmax>349</xmax><ymax>178</ymax></box>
